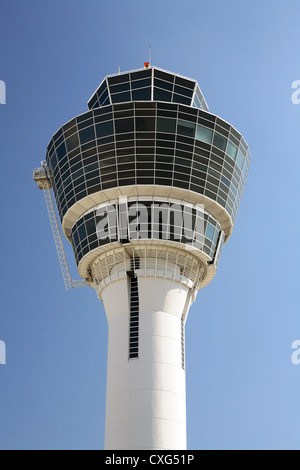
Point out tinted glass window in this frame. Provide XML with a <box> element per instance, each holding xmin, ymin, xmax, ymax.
<box><xmin>154</xmin><ymin>88</ymin><xmax>172</xmax><ymax>102</ymax></box>
<box><xmin>110</xmin><ymin>82</ymin><xmax>130</xmax><ymax>93</ymax></box>
<box><xmin>173</xmin><ymin>94</ymin><xmax>191</xmax><ymax>105</ymax></box>
<box><xmin>136</xmin><ymin>117</ymin><xmax>155</xmax><ymax>131</ymax></box>
<box><xmin>132</xmin><ymin>88</ymin><xmax>151</xmax><ymax>101</ymax></box>
<box><xmin>115</xmin><ymin>118</ymin><xmax>134</xmax><ymax>133</ymax></box>
<box><xmin>196</xmin><ymin>125</ymin><xmax>212</xmax><ymax>144</ymax></box>
<box><xmin>154</xmin><ymin>78</ymin><xmax>173</xmax><ymax>91</ymax></box>
<box><xmin>131</xmin><ymin>78</ymin><xmax>151</xmax><ymax>89</ymax></box>
<box><xmin>98</xmin><ymin>81</ymin><xmax>107</xmax><ymax>96</ymax></box>
<box><xmin>226</xmin><ymin>141</ymin><xmax>238</xmax><ymax>160</ymax></box>
<box><xmin>79</xmin><ymin>126</ymin><xmax>95</xmax><ymax>145</ymax></box>
<box><xmin>157</xmin><ymin>117</ymin><xmax>176</xmax><ymax>133</ymax></box>
<box><xmin>100</xmin><ymin>88</ymin><xmax>108</xmax><ymax>103</ymax></box>
<box><xmin>175</xmin><ymin>76</ymin><xmax>195</xmax><ymax>90</ymax></box>
<box><xmin>56</xmin><ymin>142</ymin><xmax>66</xmax><ymax>160</ymax></box>
<box><xmin>78</xmin><ymin>224</ymin><xmax>86</xmax><ymax>240</ymax></box>
<box><xmin>111</xmin><ymin>91</ymin><xmax>131</xmax><ymax>103</ymax></box>
<box><xmin>154</xmin><ymin>69</ymin><xmax>174</xmax><ymax>83</ymax></box>
<box><xmin>221</xmin><ymin>175</ymin><xmax>230</xmax><ymax>187</ymax></box>
<box><xmin>85</xmin><ymin>218</ymin><xmax>96</xmax><ymax>234</ymax></box>
<box><xmin>236</xmin><ymin>150</ymin><xmax>244</xmax><ymax>170</ymax></box>
<box><xmin>206</xmin><ymin>223</ymin><xmax>215</xmax><ymax>241</ymax></box>
<box><xmin>66</xmin><ymin>134</ymin><xmax>79</xmax><ymax>152</ymax></box>
<box><xmin>96</xmin><ymin>120</ymin><xmax>114</xmax><ymax>137</ymax></box>
<box><xmin>130</xmin><ymin>69</ymin><xmax>151</xmax><ymax>80</ymax></box>
<box><xmin>108</xmin><ymin>74</ymin><xmax>130</xmax><ymax>85</ymax></box>
<box><xmin>213</xmin><ymin>133</ymin><xmax>226</xmax><ymax>151</ymax></box>
<box><xmin>174</xmin><ymin>85</ymin><xmax>193</xmax><ymax>98</ymax></box>
<box><xmin>178</xmin><ymin>120</ymin><xmax>195</xmax><ymax>138</ymax></box>
<box><xmin>50</xmin><ymin>151</ymin><xmax>57</xmax><ymax>170</ymax></box>
<box><xmin>101</xmin><ymin>96</ymin><xmax>110</xmax><ymax>106</ymax></box>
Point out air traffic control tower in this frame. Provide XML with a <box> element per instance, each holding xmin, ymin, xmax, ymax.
<box><xmin>34</xmin><ymin>64</ymin><xmax>250</xmax><ymax>450</ymax></box>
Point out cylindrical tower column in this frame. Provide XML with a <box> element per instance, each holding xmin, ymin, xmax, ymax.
<box><xmin>102</xmin><ymin>275</ymin><xmax>191</xmax><ymax>450</ymax></box>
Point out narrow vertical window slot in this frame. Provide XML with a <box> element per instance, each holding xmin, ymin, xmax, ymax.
<box><xmin>181</xmin><ymin>315</ymin><xmax>185</xmax><ymax>369</ymax></box>
<box><xmin>129</xmin><ymin>276</ymin><xmax>139</xmax><ymax>359</ymax></box>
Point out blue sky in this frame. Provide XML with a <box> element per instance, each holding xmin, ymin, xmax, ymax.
<box><xmin>0</xmin><ymin>0</ymin><xmax>299</xmax><ymax>450</ymax></box>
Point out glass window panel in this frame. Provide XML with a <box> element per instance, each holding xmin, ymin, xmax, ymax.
<box><xmin>157</xmin><ymin>117</ymin><xmax>176</xmax><ymax>133</ymax></box>
<box><xmin>154</xmin><ymin>78</ymin><xmax>173</xmax><ymax>91</ymax></box>
<box><xmin>154</xmin><ymin>69</ymin><xmax>174</xmax><ymax>83</ymax></box>
<box><xmin>101</xmin><ymin>96</ymin><xmax>110</xmax><ymax>107</ymax></box>
<box><xmin>213</xmin><ymin>133</ymin><xmax>227</xmax><ymax>151</ymax></box>
<box><xmin>115</xmin><ymin>118</ymin><xmax>134</xmax><ymax>133</ymax></box>
<box><xmin>131</xmin><ymin>69</ymin><xmax>151</xmax><ymax>80</ymax></box>
<box><xmin>111</xmin><ymin>91</ymin><xmax>131</xmax><ymax>103</ymax></box>
<box><xmin>131</xmin><ymin>78</ymin><xmax>151</xmax><ymax>89</ymax></box>
<box><xmin>242</xmin><ymin>162</ymin><xmax>247</xmax><ymax>179</ymax></box>
<box><xmin>215</xmin><ymin>125</ymin><xmax>229</xmax><ymax>137</ymax></box>
<box><xmin>99</xmin><ymin>89</ymin><xmax>109</xmax><ymax>105</ymax></box>
<box><xmin>94</xmin><ymin>107</ymin><xmax>112</xmax><ymax>118</ymax></box>
<box><xmin>136</xmin><ymin>117</ymin><xmax>155</xmax><ymax>131</ymax></box>
<box><xmin>198</xmin><ymin>117</ymin><xmax>214</xmax><ymax>129</ymax></box>
<box><xmin>108</xmin><ymin>74</ymin><xmax>130</xmax><ymax>85</ymax></box>
<box><xmin>95</xmin><ymin>120</ymin><xmax>113</xmax><ymax>137</ymax></box>
<box><xmin>240</xmin><ymin>137</ymin><xmax>247</xmax><ymax>152</ymax></box>
<box><xmin>206</xmin><ymin>223</ymin><xmax>215</xmax><ymax>241</ymax></box>
<box><xmin>132</xmin><ymin>88</ymin><xmax>151</xmax><ymax>101</ymax></box>
<box><xmin>221</xmin><ymin>175</ymin><xmax>230</xmax><ymax>187</ymax></box>
<box><xmin>230</xmin><ymin>182</ymin><xmax>237</xmax><ymax>196</ymax></box>
<box><xmin>78</xmin><ymin>118</ymin><xmax>93</xmax><ymax>130</ymax></box>
<box><xmin>226</xmin><ymin>141</ymin><xmax>238</xmax><ymax>160</ymax></box>
<box><xmin>78</xmin><ymin>224</ymin><xmax>86</xmax><ymax>241</ymax></box>
<box><xmin>173</xmin><ymin>94</ymin><xmax>191</xmax><ymax>105</ymax></box>
<box><xmin>79</xmin><ymin>126</ymin><xmax>95</xmax><ymax>145</ymax></box>
<box><xmin>216</xmin><ymin>118</ymin><xmax>230</xmax><ymax>131</ymax></box>
<box><xmin>50</xmin><ymin>151</ymin><xmax>57</xmax><ymax>171</ymax></box>
<box><xmin>174</xmin><ymin>85</ymin><xmax>193</xmax><ymax>98</ymax></box>
<box><xmin>66</xmin><ymin>133</ymin><xmax>79</xmax><ymax>152</ymax></box>
<box><xmin>236</xmin><ymin>150</ymin><xmax>244</xmax><ymax>170</ymax></box>
<box><xmin>85</xmin><ymin>218</ymin><xmax>96</xmax><ymax>234</ymax></box>
<box><xmin>196</xmin><ymin>125</ymin><xmax>212</xmax><ymax>144</ymax></box>
<box><xmin>76</xmin><ymin>114</ymin><xmax>92</xmax><ymax>125</ymax></box>
<box><xmin>196</xmin><ymin>87</ymin><xmax>202</xmax><ymax>100</ymax></box>
<box><xmin>110</xmin><ymin>82</ymin><xmax>130</xmax><ymax>93</ymax></box>
<box><xmin>97</xmin><ymin>81</ymin><xmax>107</xmax><ymax>97</ymax></box>
<box><xmin>56</xmin><ymin>142</ymin><xmax>66</xmax><ymax>160</ymax></box>
<box><xmin>88</xmin><ymin>95</ymin><xmax>97</xmax><ymax>109</ymax></box>
<box><xmin>193</xmin><ymin>96</ymin><xmax>200</xmax><ymax>108</ymax></box>
<box><xmin>199</xmin><ymin>112</ymin><xmax>215</xmax><ymax>123</ymax></box>
<box><xmin>63</xmin><ymin>119</ymin><xmax>76</xmax><ymax>133</ymax></box>
<box><xmin>177</xmin><ymin>120</ymin><xmax>195</xmax><ymax>138</ymax></box>
<box><xmin>73</xmin><ymin>230</ymin><xmax>79</xmax><ymax>247</ymax></box>
<box><xmin>175</xmin><ymin>76</ymin><xmax>195</xmax><ymax>90</ymax></box>
<box><xmin>154</xmin><ymin>87</ymin><xmax>172</xmax><ymax>102</ymax></box>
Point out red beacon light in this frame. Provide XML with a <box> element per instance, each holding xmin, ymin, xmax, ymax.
<box><xmin>144</xmin><ymin>62</ymin><xmax>150</xmax><ymax>69</ymax></box>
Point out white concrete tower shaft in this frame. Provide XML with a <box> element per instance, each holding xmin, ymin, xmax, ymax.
<box><xmin>103</xmin><ymin>274</ymin><xmax>192</xmax><ymax>450</ymax></box>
